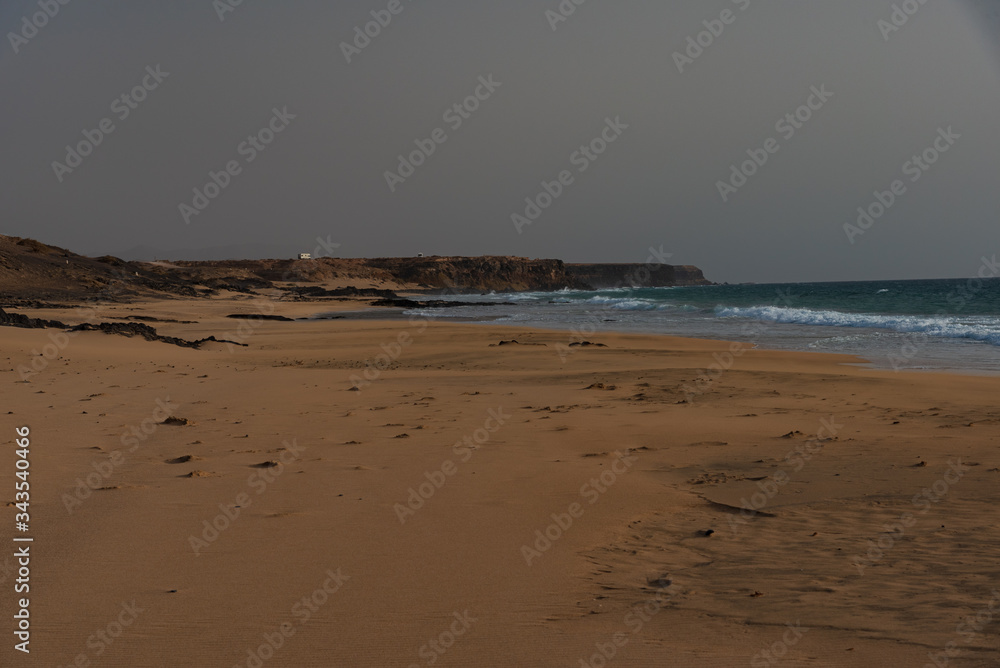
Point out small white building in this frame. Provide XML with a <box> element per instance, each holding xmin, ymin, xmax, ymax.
<box><xmin>298</xmin><ymin>253</ymin><xmax>312</xmax><ymax>260</ymax></box>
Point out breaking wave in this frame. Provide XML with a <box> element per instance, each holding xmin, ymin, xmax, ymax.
<box><xmin>716</xmin><ymin>306</ymin><xmax>1000</xmax><ymax>346</ymax></box>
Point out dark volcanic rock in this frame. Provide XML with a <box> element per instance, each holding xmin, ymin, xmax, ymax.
<box><xmin>0</xmin><ymin>307</ymin><xmax>244</xmax><ymax>349</ymax></box>
<box><xmin>226</xmin><ymin>314</ymin><xmax>295</xmax><ymax>322</ymax></box>
<box><xmin>368</xmin><ymin>297</ymin><xmax>511</xmax><ymax>309</ymax></box>
<box><xmin>369</xmin><ymin>297</ymin><xmax>422</xmax><ymax>308</ymax></box>
<box><xmin>0</xmin><ymin>307</ymin><xmax>66</xmax><ymax>329</ymax></box>
<box><xmin>69</xmin><ymin>322</ymin><xmax>247</xmax><ymax>349</ymax></box>
<box><xmin>287</xmin><ymin>286</ymin><xmax>398</xmax><ymax>298</ymax></box>
<box><xmin>362</xmin><ymin>256</ymin><xmax>585</xmax><ymax>293</ymax></box>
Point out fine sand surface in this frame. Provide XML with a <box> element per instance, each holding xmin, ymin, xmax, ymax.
<box><xmin>2</xmin><ymin>298</ymin><xmax>1000</xmax><ymax>667</ymax></box>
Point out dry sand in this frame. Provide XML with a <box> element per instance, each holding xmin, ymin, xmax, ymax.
<box><xmin>2</xmin><ymin>298</ymin><xmax>999</xmax><ymax>667</ymax></box>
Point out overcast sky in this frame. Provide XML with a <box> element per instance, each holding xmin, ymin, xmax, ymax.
<box><xmin>2</xmin><ymin>0</ymin><xmax>998</xmax><ymax>283</ymax></box>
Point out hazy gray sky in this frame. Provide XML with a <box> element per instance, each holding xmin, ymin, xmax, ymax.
<box><xmin>2</xmin><ymin>0</ymin><xmax>999</xmax><ymax>283</ymax></box>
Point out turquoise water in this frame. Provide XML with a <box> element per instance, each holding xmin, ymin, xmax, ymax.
<box><xmin>405</xmin><ymin>277</ymin><xmax>1000</xmax><ymax>372</ymax></box>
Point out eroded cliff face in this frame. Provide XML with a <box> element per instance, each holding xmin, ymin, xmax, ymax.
<box><xmin>360</xmin><ymin>257</ymin><xmax>584</xmax><ymax>292</ymax></box>
<box><xmin>566</xmin><ymin>263</ymin><xmax>711</xmax><ymax>289</ymax></box>
<box><xmin>165</xmin><ymin>256</ymin><xmax>584</xmax><ymax>293</ymax></box>
<box><xmin>0</xmin><ymin>235</ymin><xmax>711</xmax><ymax>300</ymax></box>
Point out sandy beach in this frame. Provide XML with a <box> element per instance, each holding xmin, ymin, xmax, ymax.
<box><xmin>2</xmin><ymin>296</ymin><xmax>999</xmax><ymax>667</ymax></box>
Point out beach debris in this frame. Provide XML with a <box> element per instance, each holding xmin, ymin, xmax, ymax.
<box><xmin>491</xmin><ymin>340</ymin><xmax>547</xmax><ymax>347</ymax></box>
<box><xmin>161</xmin><ymin>416</ymin><xmax>192</xmax><ymax>426</ymax></box>
<box><xmin>0</xmin><ymin>307</ymin><xmax>246</xmax><ymax>349</ymax></box>
<box><xmin>226</xmin><ymin>314</ymin><xmax>295</xmax><ymax>321</ymax></box>
<box><xmin>646</xmin><ymin>575</ymin><xmax>672</xmax><ymax>588</ymax></box>
<box><xmin>584</xmin><ymin>383</ymin><xmax>617</xmax><ymax>390</ymax></box>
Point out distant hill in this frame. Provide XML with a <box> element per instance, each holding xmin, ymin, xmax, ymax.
<box><xmin>0</xmin><ymin>235</ymin><xmax>200</xmax><ymax>302</ymax></box>
<box><xmin>0</xmin><ymin>235</ymin><xmax>712</xmax><ymax>303</ymax></box>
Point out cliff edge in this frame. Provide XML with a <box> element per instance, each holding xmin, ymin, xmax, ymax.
<box><xmin>0</xmin><ymin>236</ymin><xmax>711</xmax><ymax>301</ymax></box>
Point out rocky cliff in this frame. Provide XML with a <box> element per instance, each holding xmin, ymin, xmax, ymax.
<box><xmin>359</xmin><ymin>257</ymin><xmax>584</xmax><ymax>292</ymax></box>
<box><xmin>566</xmin><ymin>263</ymin><xmax>711</xmax><ymax>289</ymax></box>
<box><xmin>0</xmin><ymin>235</ymin><xmax>711</xmax><ymax>301</ymax></box>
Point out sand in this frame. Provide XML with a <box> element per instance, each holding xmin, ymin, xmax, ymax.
<box><xmin>2</xmin><ymin>298</ymin><xmax>999</xmax><ymax>667</ymax></box>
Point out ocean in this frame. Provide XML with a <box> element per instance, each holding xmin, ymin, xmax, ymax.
<box><xmin>402</xmin><ymin>277</ymin><xmax>1000</xmax><ymax>373</ymax></box>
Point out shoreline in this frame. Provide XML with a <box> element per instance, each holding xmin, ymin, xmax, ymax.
<box><xmin>308</xmin><ymin>306</ymin><xmax>1000</xmax><ymax>379</ymax></box>
<box><xmin>9</xmin><ymin>294</ymin><xmax>1000</xmax><ymax>378</ymax></box>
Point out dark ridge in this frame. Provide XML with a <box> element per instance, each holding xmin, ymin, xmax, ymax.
<box><xmin>285</xmin><ymin>286</ymin><xmax>398</xmax><ymax>298</ymax></box>
<box><xmin>367</xmin><ymin>297</ymin><xmax>514</xmax><ymax>309</ymax></box>
<box><xmin>0</xmin><ymin>307</ymin><xmax>66</xmax><ymax>329</ymax></box>
<box><xmin>226</xmin><ymin>314</ymin><xmax>296</xmax><ymax>322</ymax></box>
<box><xmin>68</xmin><ymin>322</ymin><xmax>247</xmax><ymax>349</ymax></box>
<box><xmin>0</xmin><ymin>307</ymin><xmax>245</xmax><ymax>349</ymax></box>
